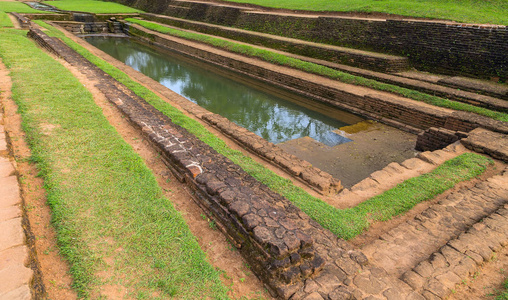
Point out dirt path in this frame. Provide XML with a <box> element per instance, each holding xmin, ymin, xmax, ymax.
<box><xmin>55</xmin><ymin>53</ymin><xmax>273</xmax><ymax>299</ymax></box>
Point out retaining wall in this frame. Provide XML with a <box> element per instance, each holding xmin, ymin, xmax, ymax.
<box><xmin>49</xmin><ymin>21</ymin><xmax>111</xmax><ymax>34</ymax></box>
<box><xmin>140</xmin><ymin>13</ymin><xmax>410</xmax><ymax>73</ymax></box>
<box><xmin>111</xmin><ymin>0</ymin><xmax>508</xmax><ymax>80</ymax></box>
<box><xmin>415</xmin><ymin>127</ymin><xmax>467</xmax><ymax>152</ymax></box>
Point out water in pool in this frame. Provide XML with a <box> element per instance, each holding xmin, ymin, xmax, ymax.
<box><xmin>86</xmin><ymin>36</ymin><xmax>362</xmax><ymax>145</ymax></box>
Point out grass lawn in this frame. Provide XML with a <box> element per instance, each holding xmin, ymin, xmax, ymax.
<box><xmin>0</xmin><ymin>12</ymin><xmax>12</xmax><ymax>27</ymax></box>
<box><xmin>125</xmin><ymin>19</ymin><xmax>508</xmax><ymax>123</ymax></box>
<box><xmin>37</xmin><ymin>21</ymin><xmax>493</xmax><ymax>240</ymax></box>
<box><xmin>42</xmin><ymin>0</ymin><xmax>143</xmax><ymax>13</ymax></box>
<box><xmin>221</xmin><ymin>0</ymin><xmax>508</xmax><ymax>25</ymax></box>
<box><xmin>0</xmin><ymin>28</ymin><xmax>228</xmax><ymax>299</ymax></box>
<box><xmin>0</xmin><ymin>2</ymin><xmax>50</xmax><ymax>14</ymax></box>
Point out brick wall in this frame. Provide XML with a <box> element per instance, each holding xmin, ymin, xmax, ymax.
<box><xmin>415</xmin><ymin>127</ymin><xmax>467</xmax><ymax>151</ymax></box>
<box><xmin>112</xmin><ymin>0</ymin><xmax>508</xmax><ymax>80</ymax></box>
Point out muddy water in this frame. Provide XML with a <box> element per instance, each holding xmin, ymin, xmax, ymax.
<box><xmin>85</xmin><ymin>36</ymin><xmax>364</xmax><ymax>145</ymax></box>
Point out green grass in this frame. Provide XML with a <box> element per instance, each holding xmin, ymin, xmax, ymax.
<box><xmin>125</xmin><ymin>18</ymin><xmax>508</xmax><ymax>123</ymax></box>
<box><xmin>37</xmin><ymin>21</ymin><xmax>493</xmax><ymax>240</ymax></box>
<box><xmin>42</xmin><ymin>0</ymin><xmax>142</xmax><ymax>14</ymax></box>
<box><xmin>0</xmin><ymin>28</ymin><xmax>228</xmax><ymax>299</ymax></box>
<box><xmin>0</xmin><ymin>12</ymin><xmax>12</xmax><ymax>27</ymax></box>
<box><xmin>497</xmin><ymin>278</ymin><xmax>508</xmax><ymax>300</ymax></box>
<box><xmin>221</xmin><ymin>0</ymin><xmax>508</xmax><ymax>25</ymax></box>
<box><xmin>0</xmin><ymin>2</ymin><xmax>51</xmax><ymax>14</ymax></box>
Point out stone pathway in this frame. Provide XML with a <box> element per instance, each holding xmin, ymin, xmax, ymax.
<box><xmin>362</xmin><ymin>168</ymin><xmax>508</xmax><ymax>277</ymax></box>
<box><xmin>0</xmin><ymin>107</ymin><xmax>32</xmax><ymax>299</ymax></box>
<box><xmin>404</xmin><ymin>203</ymin><xmax>508</xmax><ymax>299</ymax></box>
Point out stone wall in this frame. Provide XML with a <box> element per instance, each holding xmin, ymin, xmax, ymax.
<box><xmin>22</xmin><ymin>13</ymin><xmax>72</xmax><ymax>21</ymax></box>
<box><xmin>112</xmin><ymin>0</ymin><xmax>508</xmax><ymax>80</ymax></box>
<box><xmin>415</xmin><ymin>127</ymin><xmax>467</xmax><ymax>152</ymax></box>
<box><xmin>49</xmin><ymin>21</ymin><xmax>111</xmax><ymax>34</ymax></box>
<box><xmin>140</xmin><ymin>13</ymin><xmax>410</xmax><ymax>73</ymax></box>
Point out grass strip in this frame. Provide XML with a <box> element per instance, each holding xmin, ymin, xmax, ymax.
<box><xmin>38</xmin><ymin>21</ymin><xmax>492</xmax><ymax>240</ymax></box>
<box><xmin>0</xmin><ymin>12</ymin><xmax>13</xmax><ymax>28</ymax></box>
<box><xmin>221</xmin><ymin>0</ymin><xmax>508</xmax><ymax>26</ymax></box>
<box><xmin>0</xmin><ymin>28</ymin><xmax>228</xmax><ymax>299</ymax></box>
<box><xmin>125</xmin><ymin>18</ymin><xmax>508</xmax><ymax>122</ymax></box>
<box><xmin>497</xmin><ymin>279</ymin><xmax>508</xmax><ymax>300</ymax></box>
<box><xmin>0</xmin><ymin>2</ymin><xmax>50</xmax><ymax>14</ymax></box>
<box><xmin>43</xmin><ymin>0</ymin><xmax>143</xmax><ymax>14</ymax></box>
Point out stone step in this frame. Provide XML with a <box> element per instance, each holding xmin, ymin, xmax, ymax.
<box><xmin>396</xmin><ymin>71</ymin><xmax>508</xmax><ymax>101</ymax></box>
<box><xmin>333</xmin><ymin>142</ymin><xmax>467</xmax><ymax>208</ymax></box>
<box><xmin>462</xmin><ymin>127</ymin><xmax>508</xmax><ymax>163</ymax></box>
<box><xmin>140</xmin><ymin>13</ymin><xmax>410</xmax><ymax>73</ymax></box>
<box><xmin>361</xmin><ymin>167</ymin><xmax>508</xmax><ymax>277</ymax></box>
<box><xmin>402</xmin><ymin>203</ymin><xmax>508</xmax><ymax>299</ymax></box>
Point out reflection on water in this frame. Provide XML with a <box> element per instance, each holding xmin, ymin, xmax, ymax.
<box><xmin>86</xmin><ymin>36</ymin><xmax>361</xmax><ymax>145</ymax></box>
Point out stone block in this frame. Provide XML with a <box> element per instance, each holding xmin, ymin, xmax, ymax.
<box><xmin>441</xmin><ymin>245</ymin><xmax>464</xmax><ymax>266</ymax></box>
<box><xmin>0</xmin><ymin>265</ymin><xmax>33</xmax><ymax>296</ymax></box>
<box><xmin>424</xmin><ymin>279</ymin><xmax>449</xmax><ymax>299</ymax></box>
<box><xmin>0</xmin><ymin>139</ymin><xmax>7</xmax><ymax>152</ymax></box>
<box><xmin>350</xmin><ymin>178</ymin><xmax>378</xmax><ymax>192</ymax></box>
<box><xmin>0</xmin><ymin>160</ymin><xmax>14</xmax><ymax>178</ymax></box>
<box><xmin>435</xmin><ymin>271</ymin><xmax>461</xmax><ymax>289</ymax></box>
<box><xmin>0</xmin><ymin>177</ymin><xmax>21</xmax><ymax>209</ymax></box>
<box><xmin>0</xmin><ymin>285</ymin><xmax>31</xmax><ymax>300</ymax></box>
<box><xmin>0</xmin><ymin>206</ymin><xmax>21</xmax><ymax>222</ymax></box>
<box><xmin>353</xmin><ymin>273</ymin><xmax>386</xmax><ymax>295</ymax></box>
<box><xmin>414</xmin><ymin>261</ymin><xmax>433</xmax><ymax>278</ymax></box>
<box><xmin>383</xmin><ymin>288</ymin><xmax>405</xmax><ymax>300</ymax></box>
<box><xmin>465</xmin><ymin>250</ymin><xmax>483</xmax><ymax>265</ymax></box>
<box><xmin>0</xmin><ymin>246</ymin><xmax>29</xmax><ymax>270</ymax></box>
<box><xmin>302</xmin><ymin>292</ymin><xmax>323</xmax><ymax>300</ymax></box>
<box><xmin>400</xmin><ymin>158</ymin><xmax>431</xmax><ymax>173</ymax></box>
<box><xmin>0</xmin><ymin>218</ymin><xmax>24</xmax><ymax>252</ymax></box>
<box><xmin>429</xmin><ymin>253</ymin><xmax>447</xmax><ymax>269</ymax></box>
<box><xmin>401</xmin><ymin>271</ymin><xmax>426</xmax><ymax>290</ymax></box>
<box><xmin>329</xmin><ymin>285</ymin><xmax>353</xmax><ymax>300</ymax></box>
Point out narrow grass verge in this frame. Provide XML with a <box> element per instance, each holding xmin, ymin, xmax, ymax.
<box><xmin>124</xmin><ymin>18</ymin><xmax>508</xmax><ymax>122</ymax></box>
<box><xmin>43</xmin><ymin>0</ymin><xmax>143</xmax><ymax>14</ymax></box>
<box><xmin>220</xmin><ymin>0</ymin><xmax>508</xmax><ymax>26</ymax></box>
<box><xmin>0</xmin><ymin>2</ymin><xmax>50</xmax><ymax>14</ymax></box>
<box><xmin>0</xmin><ymin>12</ymin><xmax>13</xmax><ymax>28</ymax></box>
<box><xmin>0</xmin><ymin>28</ymin><xmax>228</xmax><ymax>299</ymax></box>
<box><xmin>37</xmin><ymin>21</ymin><xmax>492</xmax><ymax>240</ymax></box>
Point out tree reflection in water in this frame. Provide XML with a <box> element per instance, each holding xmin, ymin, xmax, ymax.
<box><xmin>87</xmin><ymin>36</ymin><xmax>356</xmax><ymax>145</ymax></box>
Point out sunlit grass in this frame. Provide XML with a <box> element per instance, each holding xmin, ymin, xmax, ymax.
<box><xmin>0</xmin><ymin>2</ymin><xmax>50</xmax><ymax>14</ymax></box>
<box><xmin>221</xmin><ymin>0</ymin><xmax>508</xmax><ymax>25</ymax></box>
<box><xmin>0</xmin><ymin>12</ymin><xmax>12</xmax><ymax>27</ymax></box>
<box><xmin>43</xmin><ymin>0</ymin><xmax>143</xmax><ymax>13</ymax></box>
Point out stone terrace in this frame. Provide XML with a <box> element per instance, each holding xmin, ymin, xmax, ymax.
<box><xmin>21</xmin><ymin>20</ymin><xmax>508</xmax><ymax>300</ymax></box>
